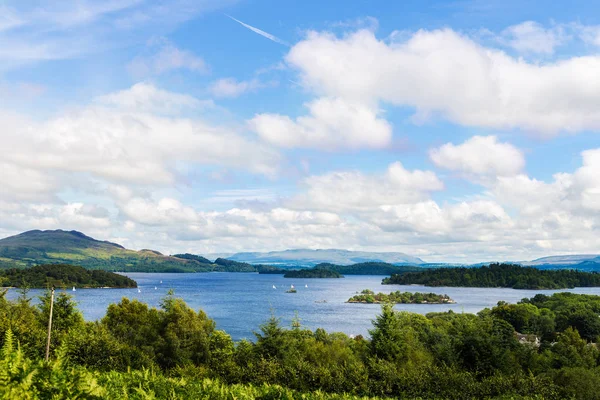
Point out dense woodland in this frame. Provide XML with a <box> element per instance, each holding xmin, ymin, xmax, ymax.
<box><xmin>284</xmin><ymin>267</ymin><xmax>343</xmax><ymax>278</ymax></box>
<box><xmin>0</xmin><ymin>264</ymin><xmax>137</xmax><ymax>288</ymax></box>
<box><xmin>347</xmin><ymin>289</ymin><xmax>454</xmax><ymax>304</ymax></box>
<box><xmin>315</xmin><ymin>262</ymin><xmax>421</xmax><ymax>275</ymax></box>
<box><xmin>1</xmin><ymin>289</ymin><xmax>600</xmax><ymax>399</ymax></box>
<box><xmin>383</xmin><ymin>263</ymin><xmax>600</xmax><ymax>289</ymax></box>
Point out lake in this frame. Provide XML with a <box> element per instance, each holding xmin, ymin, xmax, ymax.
<box><xmin>5</xmin><ymin>272</ymin><xmax>600</xmax><ymax>341</ymax></box>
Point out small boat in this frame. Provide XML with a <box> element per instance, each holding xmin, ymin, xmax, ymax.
<box><xmin>72</xmin><ymin>287</ymin><xmax>76</xmax><ymax>292</ymax></box>
<box><xmin>305</xmin><ymin>284</ymin><xmax>308</xmax><ymax>288</ymax></box>
<box><xmin>138</xmin><ymin>288</ymin><xmax>141</xmax><ymax>293</ymax></box>
<box><xmin>272</xmin><ymin>285</ymin><xmax>276</xmax><ymax>289</ymax></box>
<box><xmin>160</xmin><ymin>280</ymin><xmax>163</xmax><ymax>284</ymax></box>
<box><xmin>291</xmin><ymin>284</ymin><xmax>294</xmax><ymax>289</ymax></box>
<box><xmin>155</xmin><ymin>286</ymin><xmax>157</xmax><ymax>290</ymax></box>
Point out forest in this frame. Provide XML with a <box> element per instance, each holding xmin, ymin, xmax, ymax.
<box><xmin>0</xmin><ymin>264</ymin><xmax>137</xmax><ymax>288</ymax></box>
<box><xmin>382</xmin><ymin>263</ymin><xmax>600</xmax><ymax>289</ymax></box>
<box><xmin>347</xmin><ymin>289</ymin><xmax>454</xmax><ymax>304</ymax></box>
<box><xmin>0</xmin><ymin>289</ymin><xmax>599</xmax><ymax>399</ymax></box>
<box><xmin>284</xmin><ymin>267</ymin><xmax>343</xmax><ymax>278</ymax></box>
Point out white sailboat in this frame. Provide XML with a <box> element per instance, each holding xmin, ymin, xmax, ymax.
<box><xmin>305</xmin><ymin>284</ymin><xmax>308</xmax><ymax>288</ymax></box>
<box><xmin>160</xmin><ymin>280</ymin><xmax>163</xmax><ymax>284</ymax></box>
<box><xmin>72</xmin><ymin>286</ymin><xmax>76</xmax><ymax>292</ymax></box>
<box><xmin>155</xmin><ymin>286</ymin><xmax>157</xmax><ymax>290</ymax></box>
<box><xmin>291</xmin><ymin>284</ymin><xmax>294</xmax><ymax>289</ymax></box>
<box><xmin>272</xmin><ymin>285</ymin><xmax>276</xmax><ymax>289</ymax></box>
<box><xmin>138</xmin><ymin>288</ymin><xmax>141</xmax><ymax>293</ymax></box>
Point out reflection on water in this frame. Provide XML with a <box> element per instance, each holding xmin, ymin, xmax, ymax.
<box><xmin>6</xmin><ymin>272</ymin><xmax>600</xmax><ymax>341</ymax></box>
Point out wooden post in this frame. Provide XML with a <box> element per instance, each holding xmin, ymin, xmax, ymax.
<box><xmin>45</xmin><ymin>287</ymin><xmax>55</xmax><ymax>362</ymax></box>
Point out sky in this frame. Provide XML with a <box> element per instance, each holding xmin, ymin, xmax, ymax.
<box><xmin>0</xmin><ymin>0</ymin><xmax>599</xmax><ymax>263</ymax></box>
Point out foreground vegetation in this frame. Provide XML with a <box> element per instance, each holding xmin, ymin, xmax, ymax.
<box><xmin>1</xmin><ymin>289</ymin><xmax>600</xmax><ymax>399</ymax></box>
<box><xmin>383</xmin><ymin>263</ymin><xmax>600</xmax><ymax>289</ymax></box>
<box><xmin>0</xmin><ymin>264</ymin><xmax>137</xmax><ymax>288</ymax></box>
<box><xmin>347</xmin><ymin>289</ymin><xmax>454</xmax><ymax>304</ymax></box>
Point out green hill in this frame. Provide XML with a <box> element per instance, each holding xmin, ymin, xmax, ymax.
<box><xmin>0</xmin><ymin>230</ymin><xmax>216</xmax><ymax>272</ymax></box>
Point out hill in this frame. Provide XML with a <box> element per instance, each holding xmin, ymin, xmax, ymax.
<box><xmin>0</xmin><ymin>230</ymin><xmax>217</xmax><ymax>272</ymax></box>
<box><xmin>226</xmin><ymin>249</ymin><xmax>424</xmax><ymax>267</ymax></box>
<box><xmin>0</xmin><ymin>264</ymin><xmax>137</xmax><ymax>288</ymax></box>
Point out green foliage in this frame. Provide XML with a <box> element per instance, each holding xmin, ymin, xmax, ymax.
<box><xmin>314</xmin><ymin>262</ymin><xmax>421</xmax><ymax>275</ymax></box>
<box><xmin>2</xmin><ymin>291</ymin><xmax>600</xmax><ymax>398</ymax></box>
<box><xmin>383</xmin><ymin>263</ymin><xmax>600</xmax><ymax>289</ymax></box>
<box><xmin>284</xmin><ymin>266</ymin><xmax>343</xmax><ymax>278</ymax></box>
<box><xmin>0</xmin><ymin>264</ymin><xmax>137</xmax><ymax>288</ymax></box>
<box><xmin>348</xmin><ymin>289</ymin><xmax>454</xmax><ymax>304</ymax></box>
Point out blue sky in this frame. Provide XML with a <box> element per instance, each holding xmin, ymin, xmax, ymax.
<box><xmin>1</xmin><ymin>0</ymin><xmax>599</xmax><ymax>262</ymax></box>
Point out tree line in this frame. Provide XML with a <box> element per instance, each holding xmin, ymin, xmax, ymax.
<box><xmin>383</xmin><ymin>263</ymin><xmax>600</xmax><ymax>289</ymax></box>
<box><xmin>0</xmin><ymin>264</ymin><xmax>137</xmax><ymax>288</ymax></box>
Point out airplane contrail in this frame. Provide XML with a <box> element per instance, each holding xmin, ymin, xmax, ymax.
<box><xmin>226</xmin><ymin>14</ymin><xmax>290</xmax><ymax>46</ymax></box>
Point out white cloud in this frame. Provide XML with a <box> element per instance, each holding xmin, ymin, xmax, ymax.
<box><xmin>430</xmin><ymin>135</ymin><xmax>525</xmax><ymax>181</ymax></box>
<box><xmin>127</xmin><ymin>38</ymin><xmax>208</xmax><ymax>78</ymax></box>
<box><xmin>500</xmin><ymin>21</ymin><xmax>565</xmax><ymax>55</ymax></box>
<box><xmin>288</xmin><ymin>161</ymin><xmax>443</xmax><ymax>212</ymax></box>
<box><xmin>286</xmin><ymin>28</ymin><xmax>600</xmax><ymax>136</ymax></box>
<box><xmin>0</xmin><ymin>0</ymin><xmax>233</xmax><ymax>68</ymax></box>
<box><xmin>571</xmin><ymin>23</ymin><xmax>600</xmax><ymax>47</ymax></box>
<box><xmin>96</xmin><ymin>82</ymin><xmax>210</xmax><ymax>114</ymax></box>
<box><xmin>209</xmin><ymin>78</ymin><xmax>263</xmax><ymax>98</ymax></box>
<box><xmin>249</xmin><ymin>97</ymin><xmax>392</xmax><ymax>150</ymax></box>
<box><xmin>0</xmin><ymin>83</ymin><xmax>281</xmax><ymax>200</ymax></box>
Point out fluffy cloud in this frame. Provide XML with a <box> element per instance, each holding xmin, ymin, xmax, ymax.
<box><xmin>0</xmin><ymin>201</ymin><xmax>112</xmax><ymax>237</ymax></box>
<box><xmin>493</xmin><ymin>148</ymin><xmax>600</xmax><ymax>215</ymax></box>
<box><xmin>429</xmin><ymin>135</ymin><xmax>525</xmax><ymax>181</ymax></box>
<box><xmin>127</xmin><ymin>38</ymin><xmax>208</xmax><ymax>78</ymax></box>
<box><xmin>209</xmin><ymin>78</ymin><xmax>264</xmax><ymax>98</ymax></box>
<box><xmin>289</xmin><ymin>161</ymin><xmax>443</xmax><ymax>212</ymax></box>
<box><xmin>285</xmin><ymin>28</ymin><xmax>600</xmax><ymax>136</ymax></box>
<box><xmin>0</xmin><ymin>83</ymin><xmax>281</xmax><ymax>201</ymax></box>
<box><xmin>250</xmin><ymin>97</ymin><xmax>392</xmax><ymax>150</ymax></box>
<box><xmin>500</xmin><ymin>21</ymin><xmax>566</xmax><ymax>55</ymax></box>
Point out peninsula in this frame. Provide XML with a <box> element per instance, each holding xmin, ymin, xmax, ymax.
<box><xmin>0</xmin><ymin>264</ymin><xmax>137</xmax><ymax>288</ymax></box>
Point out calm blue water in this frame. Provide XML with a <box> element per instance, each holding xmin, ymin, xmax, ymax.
<box><xmin>6</xmin><ymin>273</ymin><xmax>600</xmax><ymax>341</ymax></box>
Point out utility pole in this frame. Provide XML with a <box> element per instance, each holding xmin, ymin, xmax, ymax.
<box><xmin>45</xmin><ymin>286</ymin><xmax>55</xmax><ymax>362</ymax></box>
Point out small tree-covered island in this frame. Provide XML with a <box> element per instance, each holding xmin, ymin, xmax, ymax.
<box><xmin>283</xmin><ymin>267</ymin><xmax>343</xmax><ymax>278</ymax></box>
<box><xmin>0</xmin><ymin>264</ymin><xmax>137</xmax><ymax>288</ymax></box>
<box><xmin>383</xmin><ymin>263</ymin><xmax>600</xmax><ymax>289</ymax></box>
<box><xmin>348</xmin><ymin>289</ymin><xmax>455</xmax><ymax>304</ymax></box>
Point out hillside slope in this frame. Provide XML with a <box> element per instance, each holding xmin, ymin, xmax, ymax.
<box><xmin>0</xmin><ymin>230</ymin><xmax>214</xmax><ymax>272</ymax></box>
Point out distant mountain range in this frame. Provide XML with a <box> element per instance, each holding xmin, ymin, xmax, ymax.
<box><xmin>223</xmin><ymin>249</ymin><xmax>425</xmax><ymax>267</ymax></box>
<box><xmin>524</xmin><ymin>254</ymin><xmax>600</xmax><ymax>266</ymax></box>
<box><xmin>0</xmin><ymin>229</ymin><xmax>599</xmax><ymax>272</ymax></box>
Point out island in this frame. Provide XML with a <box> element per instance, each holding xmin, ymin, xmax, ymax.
<box><xmin>283</xmin><ymin>267</ymin><xmax>343</xmax><ymax>278</ymax></box>
<box><xmin>260</xmin><ymin>262</ymin><xmax>422</xmax><ymax>276</ymax></box>
<box><xmin>382</xmin><ymin>263</ymin><xmax>600</xmax><ymax>290</ymax></box>
<box><xmin>347</xmin><ymin>289</ymin><xmax>455</xmax><ymax>304</ymax></box>
<box><xmin>0</xmin><ymin>264</ymin><xmax>137</xmax><ymax>288</ymax></box>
